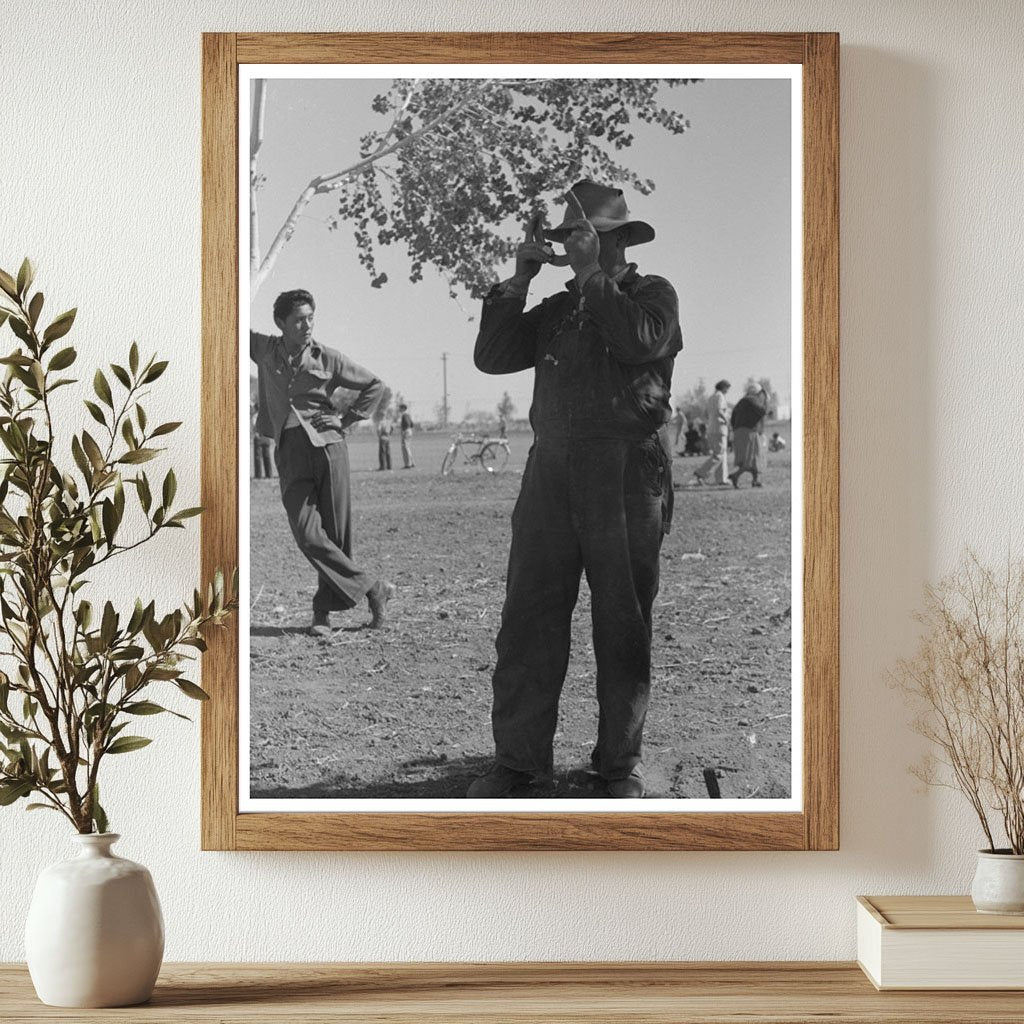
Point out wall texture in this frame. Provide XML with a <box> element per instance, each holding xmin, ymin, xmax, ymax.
<box><xmin>1</xmin><ymin>0</ymin><xmax>1022</xmax><ymax>961</ymax></box>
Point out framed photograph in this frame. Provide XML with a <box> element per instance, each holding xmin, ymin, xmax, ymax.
<box><xmin>201</xmin><ymin>32</ymin><xmax>838</xmax><ymax>851</ymax></box>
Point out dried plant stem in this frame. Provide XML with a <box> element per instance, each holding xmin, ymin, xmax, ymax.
<box><xmin>895</xmin><ymin>552</ymin><xmax>1024</xmax><ymax>854</ymax></box>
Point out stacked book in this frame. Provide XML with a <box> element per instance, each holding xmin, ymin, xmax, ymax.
<box><xmin>857</xmin><ymin>895</ymin><xmax>1024</xmax><ymax>990</ymax></box>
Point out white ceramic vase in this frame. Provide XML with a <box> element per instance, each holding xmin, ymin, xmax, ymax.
<box><xmin>971</xmin><ymin>849</ymin><xmax>1024</xmax><ymax>915</ymax></box>
<box><xmin>25</xmin><ymin>833</ymin><xmax>164</xmax><ymax>1007</ymax></box>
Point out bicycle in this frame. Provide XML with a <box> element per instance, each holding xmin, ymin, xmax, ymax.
<box><xmin>440</xmin><ymin>433</ymin><xmax>510</xmax><ymax>475</ymax></box>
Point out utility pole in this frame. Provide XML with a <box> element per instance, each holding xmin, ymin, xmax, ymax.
<box><xmin>440</xmin><ymin>352</ymin><xmax>449</xmax><ymax>428</ymax></box>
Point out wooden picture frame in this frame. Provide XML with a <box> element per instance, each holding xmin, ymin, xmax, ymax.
<box><xmin>201</xmin><ymin>32</ymin><xmax>838</xmax><ymax>851</ymax></box>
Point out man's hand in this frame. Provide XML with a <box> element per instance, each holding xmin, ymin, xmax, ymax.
<box><xmin>560</xmin><ymin>191</ymin><xmax>601</xmax><ymax>275</ymax></box>
<box><xmin>512</xmin><ymin>213</ymin><xmax>555</xmax><ymax>286</ymax></box>
<box><xmin>311</xmin><ymin>411</ymin><xmax>344</xmax><ymax>432</ymax></box>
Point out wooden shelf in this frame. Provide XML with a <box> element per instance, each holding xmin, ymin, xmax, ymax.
<box><xmin>3</xmin><ymin>962</ymin><xmax>1024</xmax><ymax>1022</ymax></box>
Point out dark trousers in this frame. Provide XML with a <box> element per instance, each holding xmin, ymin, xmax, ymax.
<box><xmin>253</xmin><ymin>436</ymin><xmax>274</xmax><ymax>478</ymax></box>
<box><xmin>276</xmin><ymin>427</ymin><xmax>374</xmax><ymax>613</ymax></box>
<box><xmin>491</xmin><ymin>436</ymin><xmax>667</xmax><ymax>780</ymax></box>
<box><xmin>378</xmin><ymin>437</ymin><xmax>392</xmax><ymax>470</ymax></box>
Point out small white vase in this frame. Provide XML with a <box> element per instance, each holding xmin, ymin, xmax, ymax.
<box><xmin>971</xmin><ymin>849</ymin><xmax>1024</xmax><ymax>915</ymax></box>
<box><xmin>25</xmin><ymin>833</ymin><xmax>164</xmax><ymax>1007</ymax></box>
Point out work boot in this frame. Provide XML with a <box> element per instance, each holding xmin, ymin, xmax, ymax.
<box><xmin>367</xmin><ymin>580</ymin><xmax>395</xmax><ymax>629</ymax></box>
<box><xmin>308</xmin><ymin>609</ymin><xmax>331</xmax><ymax>638</ymax></box>
<box><xmin>606</xmin><ymin>768</ymin><xmax>646</xmax><ymax>799</ymax></box>
<box><xmin>467</xmin><ymin>764</ymin><xmax>543</xmax><ymax>798</ymax></box>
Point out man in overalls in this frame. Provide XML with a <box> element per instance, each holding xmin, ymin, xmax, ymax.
<box><xmin>469</xmin><ymin>181</ymin><xmax>682</xmax><ymax>799</ymax></box>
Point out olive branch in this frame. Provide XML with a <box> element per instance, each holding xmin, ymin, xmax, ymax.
<box><xmin>0</xmin><ymin>259</ymin><xmax>236</xmax><ymax>833</ymax></box>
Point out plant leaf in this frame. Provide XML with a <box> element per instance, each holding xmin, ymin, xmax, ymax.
<box><xmin>129</xmin><ymin>342</ymin><xmax>139</xmax><ymax>375</ymax></box>
<box><xmin>125</xmin><ymin>700</ymin><xmax>189</xmax><ymax>721</ymax></box>
<box><xmin>168</xmin><ymin>507</ymin><xmax>203</xmax><ymax>523</ymax></box>
<box><xmin>150</xmin><ymin>422</ymin><xmax>182</xmax><ymax>438</ymax></box>
<box><xmin>110</xmin><ymin>363</ymin><xmax>131</xmax><ymax>389</ymax></box>
<box><xmin>71</xmin><ymin>435</ymin><xmax>92</xmax><ymax>483</ymax></box>
<box><xmin>106</xmin><ymin>735</ymin><xmax>153</xmax><ymax>754</ymax></box>
<box><xmin>124</xmin><ymin>700</ymin><xmax>166</xmax><ymax>715</ymax></box>
<box><xmin>27</xmin><ymin>292</ymin><xmax>43</xmax><ymax>328</ymax></box>
<box><xmin>118</xmin><ymin>448</ymin><xmax>158</xmax><ymax>465</ymax></box>
<box><xmin>0</xmin><ymin>779</ymin><xmax>33</xmax><ymax>805</ymax></box>
<box><xmin>76</xmin><ymin>600</ymin><xmax>93</xmax><ymax>630</ymax></box>
<box><xmin>142</xmin><ymin>360</ymin><xmax>168</xmax><ymax>383</ymax></box>
<box><xmin>176</xmin><ymin>679</ymin><xmax>210</xmax><ymax>701</ymax></box>
<box><xmin>0</xmin><ymin>268</ymin><xmax>18</xmax><ymax>300</ymax></box>
<box><xmin>9</xmin><ymin>317</ymin><xmax>31</xmax><ymax>344</ymax></box>
<box><xmin>100</xmin><ymin>601</ymin><xmax>117</xmax><ymax>647</ymax></box>
<box><xmin>101</xmin><ymin>498</ymin><xmax>117</xmax><ymax>547</ymax></box>
<box><xmin>93</xmin><ymin>369</ymin><xmax>113</xmax><ymax>408</ymax></box>
<box><xmin>136</xmin><ymin>472</ymin><xmax>152</xmax><ymax>513</ymax></box>
<box><xmin>121</xmin><ymin>418</ymin><xmax>137</xmax><ymax>450</ymax></box>
<box><xmin>83</xmin><ymin>400</ymin><xmax>107</xmax><ymax>427</ymax></box>
<box><xmin>91</xmin><ymin>784</ymin><xmax>108</xmax><ymax>834</ymax></box>
<box><xmin>81</xmin><ymin>431</ymin><xmax>105</xmax><ymax>471</ymax></box>
<box><xmin>16</xmin><ymin>258</ymin><xmax>35</xmax><ymax>298</ymax></box>
<box><xmin>47</xmin><ymin>346</ymin><xmax>77</xmax><ymax>371</ymax></box>
<box><xmin>43</xmin><ymin>308</ymin><xmax>76</xmax><ymax>343</ymax></box>
<box><xmin>162</xmin><ymin>468</ymin><xmax>176</xmax><ymax>508</ymax></box>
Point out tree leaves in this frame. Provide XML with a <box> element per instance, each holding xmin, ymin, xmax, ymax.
<box><xmin>318</xmin><ymin>78</ymin><xmax>699</xmax><ymax>299</ymax></box>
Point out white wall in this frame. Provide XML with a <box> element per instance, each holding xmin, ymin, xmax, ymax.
<box><xmin>2</xmin><ymin>0</ymin><xmax>1022</xmax><ymax>961</ymax></box>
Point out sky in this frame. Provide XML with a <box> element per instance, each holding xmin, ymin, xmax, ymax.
<box><xmin>247</xmin><ymin>72</ymin><xmax>793</xmax><ymax>424</ymax></box>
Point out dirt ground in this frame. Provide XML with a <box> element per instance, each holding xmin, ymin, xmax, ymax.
<box><xmin>248</xmin><ymin>426</ymin><xmax>793</xmax><ymax>801</ymax></box>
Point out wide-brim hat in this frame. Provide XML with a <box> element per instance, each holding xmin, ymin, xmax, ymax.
<box><xmin>544</xmin><ymin>180</ymin><xmax>655</xmax><ymax>247</ymax></box>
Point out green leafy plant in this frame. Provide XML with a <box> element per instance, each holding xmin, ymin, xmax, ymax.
<box><xmin>0</xmin><ymin>259</ymin><xmax>236</xmax><ymax>833</ymax></box>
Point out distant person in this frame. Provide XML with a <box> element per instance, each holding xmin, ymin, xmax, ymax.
<box><xmin>498</xmin><ymin>414</ymin><xmax>508</xmax><ymax>439</ymax></box>
<box><xmin>251</xmin><ymin>400</ymin><xmax>274</xmax><ymax>479</ymax></box>
<box><xmin>250</xmin><ymin>288</ymin><xmax>394</xmax><ymax>635</ymax></box>
<box><xmin>769</xmin><ymin>431</ymin><xmax>787</xmax><ymax>453</ymax></box>
<box><xmin>398</xmin><ymin>403</ymin><xmax>415</xmax><ymax>468</ymax></box>
<box><xmin>377</xmin><ymin>416</ymin><xmax>393</xmax><ymax>471</ymax></box>
<box><xmin>683</xmin><ymin>423</ymin><xmax>703</xmax><ymax>457</ymax></box>
<box><xmin>693</xmin><ymin>379</ymin><xmax>731</xmax><ymax>485</ymax></box>
<box><xmin>670</xmin><ymin>407</ymin><xmax>686</xmax><ymax>450</ymax></box>
<box><xmin>728</xmin><ymin>386</ymin><xmax>769</xmax><ymax>488</ymax></box>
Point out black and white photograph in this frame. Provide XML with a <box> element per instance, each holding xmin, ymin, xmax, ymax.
<box><xmin>239</xmin><ymin>65</ymin><xmax>802</xmax><ymax>811</ymax></box>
